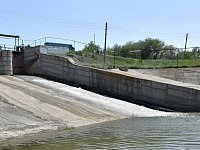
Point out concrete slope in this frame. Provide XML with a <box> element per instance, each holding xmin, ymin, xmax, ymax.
<box><xmin>0</xmin><ymin>75</ymin><xmax>120</xmax><ymax>143</ymax></box>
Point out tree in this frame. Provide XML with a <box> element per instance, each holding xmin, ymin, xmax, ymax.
<box><xmin>107</xmin><ymin>44</ymin><xmax>121</xmax><ymax>56</ymax></box>
<box><xmin>140</xmin><ymin>38</ymin><xmax>165</xmax><ymax>59</ymax></box>
<box><xmin>82</xmin><ymin>41</ymin><xmax>101</xmax><ymax>53</ymax></box>
<box><xmin>192</xmin><ymin>47</ymin><xmax>200</xmax><ymax>59</ymax></box>
<box><xmin>107</xmin><ymin>38</ymin><xmax>176</xmax><ymax>60</ymax></box>
<box><xmin>159</xmin><ymin>45</ymin><xmax>176</xmax><ymax>59</ymax></box>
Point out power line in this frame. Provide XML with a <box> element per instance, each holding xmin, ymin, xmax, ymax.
<box><xmin>190</xmin><ymin>36</ymin><xmax>200</xmax><ymax>39</ymax></box>
<box><xmin>109</xmin><ymin>24</ymin><xmax>186</xmax><ymax>37</ymax></box>
<box><xmin>1</xmin><ymin>8</ymin><xmax>200</xmax><ymax>49</ymax></box>
<box><xmin>0</xmin><ymin>9</ymin><xmax>103</xmax><ymax>30</ymax></box>
<box><xmin>0</xmin><ymin>8</ymin><xmax>191</xmax><ymax>39</ymax></box>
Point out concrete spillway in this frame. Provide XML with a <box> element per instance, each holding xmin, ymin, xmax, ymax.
<box><xmin>0</xmin><ymin>75</ymin><xmax>180</xmax><ymax>145</ymax></box>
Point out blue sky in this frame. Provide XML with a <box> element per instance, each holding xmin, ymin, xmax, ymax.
<box><xmin>0</xmin><ymin>0</ymin><xmax>200</xmax><ymax>50</ymax></box>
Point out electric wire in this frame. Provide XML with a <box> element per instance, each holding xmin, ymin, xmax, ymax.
<box><xmin>0</xmin><ymin>8</ymin><xmax>200</xmax><ymax>49</ymax></box>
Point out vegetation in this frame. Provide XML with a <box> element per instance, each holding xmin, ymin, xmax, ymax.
<box><xmin>107</xmin><ymin>38</ymin><xmax>177</xmax><ymax>59</ymax></box>
<box><xmin>82</xmin><ymin>41</ymin><xmax>101</xmax><ymax>54</ymax></box>
<box><xmin>66</xmin><ymin>38</ymin><xmax>200</xmax><ymax>69</ymax></box>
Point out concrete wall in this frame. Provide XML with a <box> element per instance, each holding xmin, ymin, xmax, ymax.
<box><xmin>40</xmin><ymin>46</ymin><xmax>69</xmax><ymax>55</ymax></box>
<box><xmin>24</xmin><ymin>47</ymin><xmax>200</xmax><ymax>112</ymax></box>
<box><xmin>24</xmin><ymin>46</ymin><xmax>41</xmax><ymax>74</ymax></box>
<box><xmin>0</xmin><ymin>50</ymin><xmax>12</xmax><ymax>75</ymax></box>
<box><xmin>13</xmin><ymin>52</ymin><xmax>25</xmax><ymax>74</ymax></box>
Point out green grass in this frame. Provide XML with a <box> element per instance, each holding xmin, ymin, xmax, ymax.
<box><xmin>66</xmin><ymin>52</ymin><xmax>200</xmax><ymax>69</ymax></box>
<box><xmin>63</xmin><ymin>127</ymin><xmax>75</xmax><ymax>131</ymax></box>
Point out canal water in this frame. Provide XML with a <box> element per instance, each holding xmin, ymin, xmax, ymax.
<box><xmin>3</xmin><ymin>79</ymin><xmax>200</xmax><ymax>149</ymax></box>
<box><xmin>6</xmin><ymin>114</ymin><xmax>200</xmax><ymax>150</ymax></box>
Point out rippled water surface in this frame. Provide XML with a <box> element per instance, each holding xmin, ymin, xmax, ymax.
<box><xmin>5</xmin><ymin>114</ymin><xmax>200</xmax><ymax>150</ymax></box>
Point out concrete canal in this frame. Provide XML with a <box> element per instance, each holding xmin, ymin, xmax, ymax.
<box><xmin>1</xmin><ymin>75</ymin><xmax>199</xmax><ymax>149</ymax></box>
<box><xmin>1</xmin><ymin>48</ymin><xmax>200</xmax><ymax>149</ymax></box>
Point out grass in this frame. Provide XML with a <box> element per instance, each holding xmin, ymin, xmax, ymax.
<box><xmin>65</xmin><ymin>52</ymin><xmax>200</xmax><ymax>69</ymax></box>
<box><xmin>63</xmin><ymin>127</ymin><xmax>75</xmax><ymax>131</ymax></box>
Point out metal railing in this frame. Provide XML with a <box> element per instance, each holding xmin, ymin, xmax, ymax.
<box><xmin>0</xmin><ymin>36</ymin><xmax>88</xmax><ymax>51</ymax></box>
<box><xmin>22</xmin><ymin>37</ymin><xmax>87</xmax><ymax>50</ymax></box>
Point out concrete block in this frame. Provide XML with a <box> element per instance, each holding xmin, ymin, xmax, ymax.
<box><xmin>63</xmin><ymin>62</ymin><xmax>70</xmax><ymax>68</ymax></box>
<box><xmin>132</xmin><ymin>80</ymin><xmax>142</xmax><ymax>89</ymax></box>
<box><xmin>67</xmin><ymin>63</ymin><xmax>76</xmax><ymax>69</ymax></box>
<box><xmin>42</xmin><ymin>66</ymin><xmax>62</xmax><ymax>76</ymax></box>
<box><xmin>41</xmin><ymin>61</ymin><xmax>63</xmax><ymax>71</ymax></box>
<box><xmin>141</xmin><ymin>79</ymin><xmax>153</xmax><ymax>88</ymax></box>
<box><xmin>2</xmin><ymin>51</ymin><xmax>12</xmax><ymax>56</ymax></box>
<box><xmin>167</xmin><ymin>88</ymin><xmax>196</xmax><ymax>101</ymax></box>
<box><xmin>152</xmin><ymin>87</ymin><xmax>166</xmax><ymax>100</ymax></box>
<box><xmin>45</xmin><ymin>58</ymin><xmax>60</xmax><ymax>66</ymax></box>
<box><xmin>152</xmin><ymin>82</ymin><xmax>168</xmax><ymax>90</ymax></box>
<box><xmin>63</xmin><ymin>66</ymin><xmax>69</xmax><ymax>72</ymax></box>
<box><xmin>194</xmin><ymin>91</ymin><xmax>200</xmax><ymax>102</ymax></box>
<box><xmin>165</xmin><ymin>94</ymin><xmax>194</xmax><ymax>106</ymax></box>
<box><xmin>168</xmin><ymin>84</ymin><xmax>194</xmax><ymax>93</ymax></box>
<box><xmin>132</xmin><ymin>87</ymin><xmax>140</xmax><ymax>95</ymax></box>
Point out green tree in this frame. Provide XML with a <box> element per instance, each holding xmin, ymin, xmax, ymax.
<box><xmin>107</xmin><ymin>38</ymin><xmax>175</xmax><ymax>60</ymax></box>
<box><xmin>107</xmin><ymin>44</ymin><xmax>121</xmax><ymax>56</ymax></box>
<box><xmin>159</xmin><ymin>45</ymin><xmax>176</xmax><ymax>59</ymax></box>
<box><xmin>140</xmin><ymin>38</ymin><xmax>165</xmax><ymax>59</ymax></box>
<box><xmin>82</xmin><ymin>41</ymin><xmax>101</xmax><ymax>53</ymax></box>
<box><xmin>192</xmin><ymin>47</ymin><xmax>200</xmax><ymax>59</ymax></box>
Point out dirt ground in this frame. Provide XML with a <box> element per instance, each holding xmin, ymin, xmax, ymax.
<box><xmin>132</xmin><ymin>68</ymin><xmax>200</xmax><ymax>85</ymax></box>
<box><xmin>111</xmin><ymin>68</ymin><xmax>200</xmax><ymax>85</ymax></box>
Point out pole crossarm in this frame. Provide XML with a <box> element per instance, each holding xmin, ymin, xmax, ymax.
<box><xmin>0</xmin><ymin>34</ymin><xmax>20</xmax><ymax>38</ymax></box>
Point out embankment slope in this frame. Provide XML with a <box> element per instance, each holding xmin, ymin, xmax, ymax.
<box><xmin>0</xmin><ymin>75</ymin><xmax>121</xmax><ymax>145</ymax></box>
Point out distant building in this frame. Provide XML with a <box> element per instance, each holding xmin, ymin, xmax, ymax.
<box><xmin>44</xmin><ymin>42</ymin><xmax>75</xmax><ymax>51</ymax></box>
<box><xmin>41</xmin><ymin>42</ymin><xmax>75</xmax><ymax>55</ymax></box>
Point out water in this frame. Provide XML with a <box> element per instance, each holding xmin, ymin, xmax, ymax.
<box><xmin>5</xmin><ymin>115</ymin><xmax>200</xmax><ymax>150</ymax></box>
<box><xmin>3</xmin><ymin>78</ymin><xmax>200</xmax><ymax>149</ymax></box>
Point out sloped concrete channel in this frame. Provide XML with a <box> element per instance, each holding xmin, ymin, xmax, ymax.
<box><xmin>0</xmin><ymin>75</ymin><xmax>123</xmax><ymax>146</ymax></box>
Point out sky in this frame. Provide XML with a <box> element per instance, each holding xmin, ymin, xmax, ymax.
<box><xmin>0</xmin><ymin>0</ymin><xmax>200</xmax><ymax>50</ymax></box>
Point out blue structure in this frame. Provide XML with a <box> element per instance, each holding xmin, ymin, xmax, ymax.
<box><xmin>44</xmin><ymin>42</ymin><xmax>75</xmax><ymax>51</ymax></box>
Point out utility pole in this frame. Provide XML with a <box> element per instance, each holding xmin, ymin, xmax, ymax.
<box><xmin>104</xmin><ymin>22</ymin><xmax>108</xmax><ymax>64</ymax></box>
<box><xmin>184</xmin><ymin>33</ymin><xmax>188</xmax><ymax>58</ymax></box>
<box><xmin>94</xmin><ymin>34</ymin><xmax>95</xmax><ymax>45</ymax></box>
<box><xmin>74</xmin><ymin>41</ymin><xmax>76</xmax><ymax>50</ymax></box>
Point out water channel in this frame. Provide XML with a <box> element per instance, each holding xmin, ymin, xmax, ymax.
<box><xmin>4</xmin><ymin>114</ymin><xmax>200</xmax><ymax>150</ymax></box>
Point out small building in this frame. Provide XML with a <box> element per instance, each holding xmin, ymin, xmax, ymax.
<box><xmin>40</xmin><ymin>42</ymin><xmax>75</xmax><ymax>55</ymax></box>
<box><xmin>44</xmin><ymin>42</ymin><xmax>75</xmax><ymax>50</ymax></box>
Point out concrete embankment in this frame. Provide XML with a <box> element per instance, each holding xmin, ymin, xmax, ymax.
<box><xmin>0</xmin><ymin>75</ymin><xmax>124</xmax><ymax>146</ymax></box>
<box><xmin>23</xmin><ymin>46</ymin><xmax>200</xmax><ymax>112</ymax></box>
<box><xmin>0</xmin><ymin>75</ymin><xmax>177</xmax><ymax>147</ymax></box>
